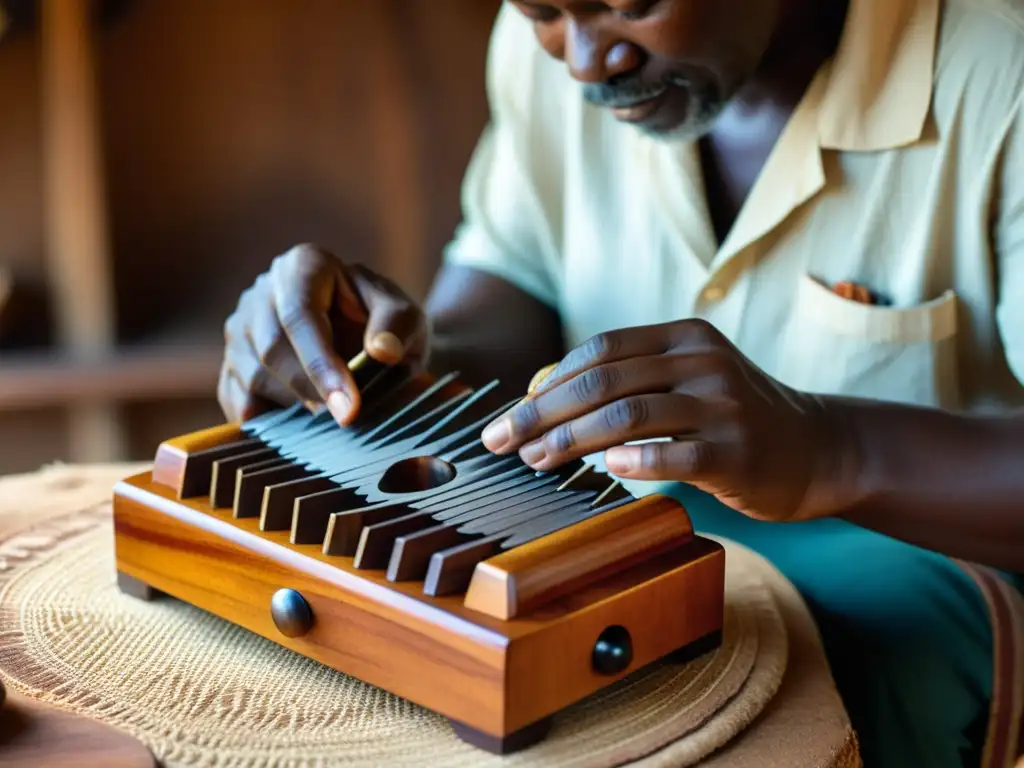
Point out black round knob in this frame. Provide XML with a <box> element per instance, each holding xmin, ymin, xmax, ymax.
<box><xmin>270</xmin><ymin>588</ymin><xmax>314</xmax><ymax>638</ymax></box>
<box><xmin>592</xmin><ymin>625</ymin><xmax>633</xmax><ymax>675</ymax></box>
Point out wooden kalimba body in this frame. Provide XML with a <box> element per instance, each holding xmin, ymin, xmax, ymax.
<box><xmin>112</xmin><ymin>363</ymin><xmax>726</xmax><ymax>754</ymax></box>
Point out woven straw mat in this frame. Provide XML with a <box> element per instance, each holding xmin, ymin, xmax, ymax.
<box><xmin>0</xmin><ymin>464</ymin><xmax>789</xmax><ymax>768</ymax></box>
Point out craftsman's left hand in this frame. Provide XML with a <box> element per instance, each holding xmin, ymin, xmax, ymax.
<box><xmin>480</xmin><ymin>320</ymin><xmax>848</xmax><ymax>523</ymax></box>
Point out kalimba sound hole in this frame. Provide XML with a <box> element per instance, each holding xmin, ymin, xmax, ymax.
<box><xmin>378</xmin><ymin>456</ymin><xmax>457</xmax><ymax>494</ymax></box>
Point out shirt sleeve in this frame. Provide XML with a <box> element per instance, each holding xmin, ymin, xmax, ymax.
<box><xmin>441</xmin><ymin>6</ymin><xmax>565</xmax><ymax>309</ymax></box>
<box><xmin>996</xmin><ymin>91</ymin><xmax>1024</xmax><ymax>386</ymax></box>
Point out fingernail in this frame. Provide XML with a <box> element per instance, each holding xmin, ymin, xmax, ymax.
<box><xmin>605</xmin><ymin>447</ymin><xmax>639</xmax><ymax>475</ymax></box>
<box><xmin>520</xmin><ymin>441</ymin><xmax>546</xmax><ymax>467</ymax></box>
<box><xmin>327</xmin><ymin>390</ymin><xmax>353</xmax><ymax>425</ymax></box>
<box><xmin>481</xmin><ymin>419</ymin><xmax>511</xmax><ymax>452</ymax></box>
<box><xmin>369</xmin><ymin>331</ymin><xmax>404</xmax><ymax>362</ymax></box>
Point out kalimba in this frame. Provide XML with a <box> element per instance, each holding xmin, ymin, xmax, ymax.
<box><xmin>112</xmin><ymin>362</ymin><xmax>725</xmax><ymax>754</ymax></box>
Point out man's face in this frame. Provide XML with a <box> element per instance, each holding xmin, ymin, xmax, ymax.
<box><xmin>509</xmin><ymin>0</ymin><xmax>784</xmax><ymax>140</ymax></box>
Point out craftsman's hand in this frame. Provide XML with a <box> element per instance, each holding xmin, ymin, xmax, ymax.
<box><xmin>480</xmin><ymin>320</ymin><xmax>850</xmax><ymax>523</ymax></box>
<box><xmin>218</xmin><ymin>244</ymin><xmax>428</xmax><ymax>426</ymax></box>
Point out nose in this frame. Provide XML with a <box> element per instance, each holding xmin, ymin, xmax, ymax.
<box><xmin>563</xmin><ymin>18</ymin><xmax>642</xmax><ymax>83</ymax></box>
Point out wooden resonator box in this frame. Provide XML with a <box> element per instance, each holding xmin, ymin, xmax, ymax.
<box><xmin>111</xmin><ymin>364</ymin><xmax>725</xmax><ymax>754</ymax></box>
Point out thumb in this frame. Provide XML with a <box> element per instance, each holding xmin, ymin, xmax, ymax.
<box><xmin>349</xmin><ymin>266</ymin><xmax>427</xmax><ymax>366</ymax></box>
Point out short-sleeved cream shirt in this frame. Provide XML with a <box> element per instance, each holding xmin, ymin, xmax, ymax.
<box><xmin>443</xmin><ymin>0</ymin><xmax>1024</xmax><ymax>414</ymax></box>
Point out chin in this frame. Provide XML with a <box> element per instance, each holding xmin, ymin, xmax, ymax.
<box><xmin>618</xmin><ymin>86</ymin><xmax>725</xmax><ymax>143</ymax></box>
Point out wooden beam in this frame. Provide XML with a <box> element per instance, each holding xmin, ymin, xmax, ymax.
<box><xmin>41</xmin><ymin>0</ymin><xmax>126</xmax><ymax>461</ymax></box>
<box><xmin>0</xmin><ymin>269</ymin><xmax>10</xmax><ymax>332</ymax></box>
<box><xmin>0</xmin><ymin>345</ymin><xmax>223</xmax><ymax>412</ymax></box>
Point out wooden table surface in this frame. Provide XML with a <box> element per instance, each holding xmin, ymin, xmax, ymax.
<box><xmin>0</xmin><ymin>682</ymin><xmax>155</xmax><ymax>767</ymax></box>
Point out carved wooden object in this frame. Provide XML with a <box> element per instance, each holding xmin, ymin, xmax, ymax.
<box><xmin>112</xmin><ymin>366</ymin><xmax>726</xmax><ymax>754</ymax></box>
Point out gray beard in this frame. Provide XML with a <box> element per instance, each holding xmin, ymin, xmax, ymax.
<box><xmin>638</xmin><ymin>89</ymin><xmax>726</xmax><ymax>143</ymax></box>
<box><xmin>584</xmin><ymin>75</ymin><xmax>728</xmax><ymax>143</ymax></box>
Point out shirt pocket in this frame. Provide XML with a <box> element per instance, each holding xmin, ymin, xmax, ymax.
<box><xmin>777</xmin><ymin>274</ymin><xmax>961</xmax><ymax>409</ymax></box>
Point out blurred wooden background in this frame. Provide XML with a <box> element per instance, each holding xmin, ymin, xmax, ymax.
<box><xmin>0</xmin><ymin>0</ymin><xmax>499</xmax><ymax>474</ymax></box>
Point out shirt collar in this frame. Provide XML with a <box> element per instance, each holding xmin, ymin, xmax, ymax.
<box><xmin>817</xmin><ymin>0</ymin><xmax>941</xmax><ymax>151</ymax></box>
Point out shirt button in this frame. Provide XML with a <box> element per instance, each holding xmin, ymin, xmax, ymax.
<box><xmin>702</xmin><ymin>286</ymin><xmax>726</xmax><ymax>302</ymax></box>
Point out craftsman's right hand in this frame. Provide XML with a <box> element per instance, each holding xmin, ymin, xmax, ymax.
<box><xmin>218</xmin><ymin>244</ymin><xmax>428</xmax><ymax>427</ymax></box>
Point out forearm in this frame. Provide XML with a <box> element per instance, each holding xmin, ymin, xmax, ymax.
<box><xmin>423</xmin><ymin>264</ymin><xmax>564</xmax><ymax>401</ymax></box>
<box><xmin>825</xmin><ymin>396</ymin><xmax>1024</xmax><ymax>572</ymax></box>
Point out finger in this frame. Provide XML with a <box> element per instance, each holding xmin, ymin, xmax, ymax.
<box><xmin>515</xmin><ymin>394</ymin><xmax>702</xmax><ymax>472</ymax></box>
<box><xmin>604</xmin><ymin>439</ymin><xmax>719</xmax><ymax>482</ymax></box>
<box><xmin>532</xmin><ymin>320</ymin><xmax>724</xmax><ymax>399</ymax></box>
<box><xmin>481</xmin><ymin>357</ymin><xmax>679</xmax><ymax>454</ymax></box>
<box><xmin>332</xmin><ymin>260</ymin><xmax>370</xmax><ymax>325</ymax></box>
<box><xmin>349</xmin><ymin>265</ymin><xmax>426</xmax><ymax>365</ymax></box>
<box><xmin>218</xmin><ymin>364</ymin><xmax>273</xmax><ymax>424</ymax></box>
<box><xmin>225</xmin><ymin>336</ymin><xmax>299</xmax><ymax>409</ymax></box>
<box><xmin>529</xmin><ymin>328</ymin><xmax>672</xmax><ymax>399</ymax></box>
<box><xmin>270</xmin><ymin>248</ymin><xmax>361</xmax><ymax>425</ymax></box>
<box><xmin>247</xmin><ymin>300</ymin><xmax>325</xmax><ymax>407</ymax></box>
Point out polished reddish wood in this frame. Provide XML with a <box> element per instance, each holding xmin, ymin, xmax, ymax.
<box><xmin>464</xmin><ymin>495</ymin><xmax>695</xmax><ymax>620</ymax></box>
<box><xmin>151</xmin><ymin>423</ymin><xmax>242</xmax><ymax>496</ymax></box>
<box><xmin>112</xmin><ymin>469</ymin><xmax>725</xmax><ymax>740</ymax></box>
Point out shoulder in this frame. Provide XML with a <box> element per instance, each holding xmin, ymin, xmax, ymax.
<box><xmin>928</xmin><ymin>0</ymin><xmax>1024</xmax><ymax>159</ymax></box>
<box><xmin>935</xmin><ymin>0</ymin><xmax>1024</xmax><ymax>96</ymax></box>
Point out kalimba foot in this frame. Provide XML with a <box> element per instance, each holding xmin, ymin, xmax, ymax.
<box><xmin>666</xmin><ymin>629</ymin><xmax>724</xmax><ymax>665</ymax></box>
<box><xmin>116</xmin><ymin>571</ymin><xmax>164</xmax><ymax>602</ymax></box>
<box><xmin>448</xmin><ymin>716</ymin><xmax>552</xmax><ymax>754</ymax></box>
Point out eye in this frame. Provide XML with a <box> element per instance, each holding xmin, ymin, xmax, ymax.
<box><xmin>619</xmin><ymin>0</ymin><xmax>656</xmax><ymax>20</ymax></box>
<box><xmin>512</xmin><ymin>1</ymin><xmax>561</xmax><ymax>22</ymax></box>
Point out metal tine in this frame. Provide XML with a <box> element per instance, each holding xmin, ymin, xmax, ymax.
<box><xmin>330</xmin><ymin>388</ymin><xmax>513</xmax><ymax>476</ymax></box>
<box><xmin>306</xmin><ymin>390</ymin><xmax>477</xmax><ymax>477</ymax></box>
<box><xmin>500</xmin><ymin>495</ymin><xmax>636</xmax><ymax>549</ymax></box>
<box><xmin>557</xmin><ymin>463</ymin><xmax>594</xmax><ymax>491</ymax></box>
<box><xmin>322</xmin><ymin>402</ymin><xmax>512</xmax><ymax>483</ymax></box>
<box><xmin>251</xmin><ymin>402</ymin><xmax>318</xmax><ymax>436</ymax></box>
<box><xmin>429</xmin><ymin>472</ymin><xmax>548</xmax><ymax>521</ymax></box>
<box><xmin>359</xmin><ymin>379</ymin><xmax>471</xmax><ymax>446</ymax></box>
<box><xmin>272</xmin><ymin>416</ymin><xmax>345</xmax><ymax>456</ymax></box>
<box><xmin>492</xmin><ymin>500</ymin><xmax>604</xmax><ymax>548</ymax></box>
<box><xmin>355</xmin><ymin>454</ymin><xmax>524</xmax><ymax>507</ymax></box>
<box><xmin>458</xmin><ymin>489</ymin><xmax>598</xmax><ymax>536</ymax></box>
<box><xmin>440</xmin><ymin>481</ymin><xmax>566</xmax><ymax>527</ymax></box>
<box><xmin>403</xmin><ymin>381</ymin><xmax>504</xmax><ymax>450</ymax></box>
<box><xmin>359</xmin><ymin>372</ymin><xmax>463</xmax><ymax>443</ymax></box>
<box><xmin>459</xmin><ymin>493</ymin><xmax>594</xmax><ymax>536</ymax></box>
<box><xmin>430</xmin><ymin>462</ymin><xmax>581</xmax><ymax>518</ymax></box>
<box><xmin>342</xmin><ymin>369</ymin><xmax>421</xmax><ymax>437</ymax></box>
<box><xmin>281</xmin><ymin>404</ymin><xmax>408</xmax><ymax>473</ymax></box>
<box><xmin>444</xmin><ymin>437</ymin><xmax>490</xmax><ymax>464</ymax></box>
<box><xmin>318</xmin><ymin>456</ymin><xmax>526</xmax><ymax>538</ymax></box>
<box><xmin>321</xmin><ymin>432</ymin><xmax>517</xmax><ymax>513</ymax></box>
<box><xmin>278</xmin><ymin>423</ymin><xmax>362</xmax><ymax>466</ymax></box>
<box><xmin>370</xmin><ymin>388</ymin><xmax>477</xmax><ymax>449</ymax></box>
<box><xmin>352</xmin><ymin>357</ymin><xmax>399</xmax><ymax>396</ymax></box>
<box><xmin>240</xmin><ymin>402</ymin><xmax>305</xmax><ymax>436</ymax></box>
<box><xmin>428</xmin><ymin>448</ymin><xmax>509</xmax><ymax>479</ymax></box>
<box><xmin>249</xmin><ymin>409</ymin><xmax>323</xmax><ymax>449</ymax></box>
<box><xmin>427</xmin><ymin>396</ymin><xmax>523</xmax><ymax>461</ymax></box>
<box><xmin>410</xmin><ymin>460</ymin><xmax>529</xmax><ymax>507</ymax></box>
<box><xmin>303</xmin><ymin>389</ymin><xmax>511</xmax><ymax>487</ymax></box>
<box><xmin>591</xmin><ymin>479</ymin><xmax>627</xmax><ymax>507</ymax></box>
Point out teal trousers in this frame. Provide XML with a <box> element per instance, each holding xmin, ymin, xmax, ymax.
<box><xmin>658</xmin><ymin>482</ymin><xmax>1003</xmax><ymax>768</ymax></box>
